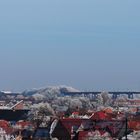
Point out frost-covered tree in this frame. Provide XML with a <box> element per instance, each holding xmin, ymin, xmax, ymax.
<box><xmin>96</xmin><ymin>94</ymin><xmax>103</xmax><ymax>105</ymax></box>
<box><xmin>101</xmin><ymin>92</ymin><xmax>111</xmax><ymax>106</ymax></box>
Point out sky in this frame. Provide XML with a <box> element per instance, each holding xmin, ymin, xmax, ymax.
<box><xmin>0</xmin><ymin>0</ymin><xmax>140</xmax><ymax>92</ymax></box>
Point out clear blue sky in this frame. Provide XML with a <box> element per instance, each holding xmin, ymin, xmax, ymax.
<box><xmin>0</xmin><ymin>0</ymin><xmax>140</xmax><ymax>91</ymax></box>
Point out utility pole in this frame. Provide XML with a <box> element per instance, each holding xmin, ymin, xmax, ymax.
<box><xmin>125</xmin><ymin>117</ymin><xmax>128</xmax><ymax>140</ymax></box>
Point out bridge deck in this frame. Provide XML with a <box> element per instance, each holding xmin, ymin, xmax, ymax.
<box><xmin>63</xmin><ymin>92</ymin><xmax>140</xmax><ymax>95</ymax></box>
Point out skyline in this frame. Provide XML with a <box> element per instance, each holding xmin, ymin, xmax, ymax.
<box><xmin>0</xmin><ymin>0</ymin><xmax>140</xmax><ymax>91</ymax></box>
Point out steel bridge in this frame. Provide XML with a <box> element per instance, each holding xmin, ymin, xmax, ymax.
<box><xmin>61</xmin><ymin>91</ymin><xmax>140</xmax><ymax>99</ymax></box>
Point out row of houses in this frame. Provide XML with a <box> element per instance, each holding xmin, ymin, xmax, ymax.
<box><xmin>50</xmin><ymin>108</ymin><xmax>140</xmax><ymax>140</ymax></box>
<box><xmin>0</xmin><ymin>106</ymin><xmax>140</xmax><ymax>139</ymax></box>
